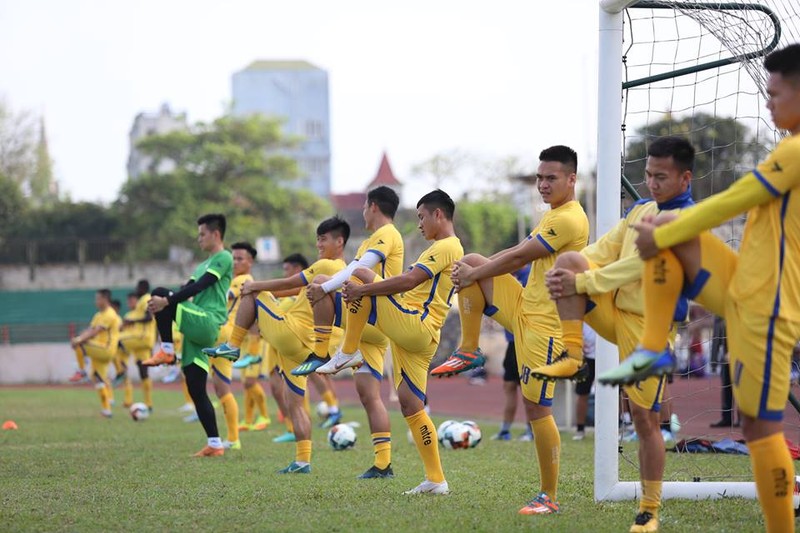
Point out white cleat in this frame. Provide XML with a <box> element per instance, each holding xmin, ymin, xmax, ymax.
<box><xmin>403</xmin><ymin>479</ymin><xmax>450</xmax><ymax>495</ymax></box>
<box><xmin>316</xmin><ymin>349</ymin><xmax>364</xmax><ymax>375</ymax></box>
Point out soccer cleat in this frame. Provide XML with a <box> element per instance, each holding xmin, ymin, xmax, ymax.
<box><xmin>112</xmin><ymin>373</ymin><xmax>127</xmax><ymax>388</ymax></box>
<box><xmin>232</xmin><ymin>354</ymin><xmax>262</xmax><ymax>369</ymax></box>
<box><xmin>252</xmin><ymin>416</ymin><xmax>270</xmax><ymax>431</ymax></box>
<box><xmin>162</xmin><ymin>366</ymin><xmax>181</xmax><ymax>384</ymax></box>
<box><xmin>358</xmin><ymin>464</ymin><xmax>395</xmax><ymax>479</ymax></box>
<box><xmin>178</xmin><ymin>402</ymin><xmax>195</xmax><ymax>413</ymax></box>
<box><xmin>222</xmin><ymin>440</ymin><xmax>241</xmax><ymax>450</ymax></box>
<box><xmin>430</xmin><ymin>348</ymin><xmax>486</xmax><ymax>378</ymax></box>
<box><xmin>183</xmin><ymin>413</ymin><xmax>199</xmax><ymax>423</ymax></box>
<box><xmin>278</xmin><ymin>461</ymin><xmax>311</xmax><ymax>474</ymax></box>
<box><xmin>518</xmin><ymin>432</ymin><xmax>534</xmax><ymax>442</ymax></box>
<box><xmin>141</xmin><ymin>350</ymin><xmax>177</xmax><ymax>367</ymax></box>
<box><xmin>573</xmin><ymin>431</ymin><xmax>586</xmax><ymax>441</ymax></box>
<box><xmin>402</xmin><ymin>479</ymin><xmax>450</xmax><ymax>495</ymax></box>
<box><xmin>316</xmin><ymin>349</ymin><xmax>364</xmax><ymax>375</ymax></box>
<box><xmin>598</xmin><ymin>348</ymin><xmax>675</xmax><ymax>387</ymax></box>
<box><xmin>518</xmin><ymin>492</ymin><xmax>559</xmax><ymax>515</ymax></box>
<box><xmin>238</xmin><ymin>420</ymin><xmax>252</xmax><ymax>432</ymax></box>
<box><xmin>491</xmin><ymin>430</ymin><xmax>512</xmax><ymax>441</ymax></box>
<box><xmin>320</xmin><ymin>410</ymin><xmax>342</xmax><ymax>429</ymax></box>
<box><xmin>202</xmin><ymin>342</ymin><xmax>240</xmax><ymax>362</ymax></box>
<box><xmin>100</xmin><ymin>409</ymin><xmax>113</xmax><ymax>418</ymax></box>
<box><xmin>193</xmin><ymin>445</ymin><xmax>224</xmax><ymax>458</ymax></box>
<box><xmin>68</xmin><ymin>370</ymin><xmax>88</xmax><ymax>384</ymax></box>
<box><xmin>272</xmin><ymin>432</ymin><xmax>296</xmax><ymax>443</ymax></box>
<box><xmin>291</xmin><ymin>354</ymin><xmax>331</xmax><ymax>376</ymax></box>
<box><xmin>629</xmin><ymin>511</ymin><xmax>658</xmax><ymax>532</ymax></box>
<box><xmin>531</xmin><ymin>353</ymin><xmax>588</xmax><ymax>382</ymax></box>
<box><xmin>670</xmin><ymin>413</ymin><xmax>681</xmax><ymax>435</ymax></box>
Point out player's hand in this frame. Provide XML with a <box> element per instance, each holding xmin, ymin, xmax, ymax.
<box><xmin>451</xmin><ymin>260</ymin><xmax>475</xmax><ymax>293</ymax></box>
<box><xmin>545</xmin><ymin>268</ymin><xmax>577</xmax><ymax>299</ymax></box>
<box><xmin>148</xmin><ymin>295</ymin><xmax>168</xmax><ymax>313</ymax></box>
<box><xmin>70</xmin><ymin>336</ymin><xmax>80</xmax><ymax>348</ymax></box>
<box><xmin>632</xmin><ymin>220</ymin><xmax>659</xmax><ymax>259</ymax></box>
<box><xmin>342</xmin><ymin>280</ymin><xmax>363</xmax><ymax>303</ymax></box>
<box><xmin>241</xmin><ymin>280</ymin><xmax>257</xmax><ymax>295</ymax></box>
<box><xmin>306</xmin><ymin>283</ymin><xmax>326</xmax><ymax>305</ymax></box>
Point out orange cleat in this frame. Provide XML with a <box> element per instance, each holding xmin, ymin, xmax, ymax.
<box><xmin>193</xmin><ymin>445</ymin><xmax>224</xmax><ymax>457</ymax></box>
<box><xmin>430</xmin><ymin>348</ymin><xmax>486</xmax><ymax>378</ymax></box>
<box><xmin>142</xmin><ymin>350</ymin><xmax>177</xmax><ymax>367</ymax></box>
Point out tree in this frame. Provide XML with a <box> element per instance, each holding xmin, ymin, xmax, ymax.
<box><xmin>0</xmin><ymin>172</ymin><xmax>25</xmax><ymax>241</ymax></box>
<box><xmin>455</xmin><ymin>196</ymin><xmax>520</xmax><ymax>256</ymax></box>
<box><xmin>0</xmin><ymin>98</ymin><xmax>37</xmax><ymax>189</ymax></box>
<box><xmin>623</xmin><ymin>112</ymin><xmax>768</xmax><ymax>201</ymax></box>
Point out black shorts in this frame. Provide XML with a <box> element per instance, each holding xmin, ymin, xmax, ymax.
<box><xmin>503</xmin><ymin>341</ymin><xmax>520</xmax><ymax>383</ymax></box>
<box><xmin>575</xmin><ymin>358</ymin><xmax>596</xmax><ymax>395</ymax></box>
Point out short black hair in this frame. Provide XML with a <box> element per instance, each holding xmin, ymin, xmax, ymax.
<box><xmin>97</xmin><ymin>288</ymin><xmax>112</xmax><ymax>301</ymax></box>
<box><xmin>231</xmin><ymin>241</ymin><xmax>257</xmax><ymax>260</ymax></box>
<box><xmin>283</xmin><ymin>253</ymin><xmax>309</xmax><ymax>270</ymax></box>
<box><xmin>316</xmin><ymin>216</ymin><xmax>350</xmax><ymax>245</ymax></box>
<box><xmin>127</xmin><ymin>292</ymin><xmax>138</xmax><ymax>299</ymax></box>
<box><xmin>197</xmin><ymin>213</ymin><xmax>226</xmax><ymax>239</ymax></box>
<box><xmin>136</xmin><ymin>279</ymin><xmax>149</xmax><ymax>295</ymax></box>
<box><xmin>539</xmin><ymin>145</ymin><xmax>578</xmax><ymax>175</ymax></box>
<box><xmin>367</xmin><ymin>186</ymin><xmax>400</xmax><ymax>219</ymax></box>
<box><xmin>416</xmin><ymin>189</ymin><xmax>455</xmax><ymax>220</ymax></box>
<box><xmin>111</xmin><ymin>299</ymin><xmax>121</xmax><ymax>311</ymax></box>
<box><xmin>765</xmin><ymin>44</ymin><xmax>800</xmax><ymax>79</ymax></box>
<box><xmin>647</xmin><ymin>136</ymin><xmax>695</xmax><ymax>174</ymax></box>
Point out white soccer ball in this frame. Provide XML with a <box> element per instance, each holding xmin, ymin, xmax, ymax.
<box><xmin>328</xmin><ymin>423</ymin><xmax>357</xmax><ymax>451</ymax></box>
<box><xmin>437</xmin><ymin>419</ymin><xmax>459</xmax><ymax>443</ymax></box>
<box><xmin>793</xmin><ymin>475</ymin><xmax>800</xmax><ymax>517</ymax></box>
<box><xmin>316</xmin><ymin>401</ymin><xmax>330</xmax><ymax>421</ymax></box>
<box><xmin>440</xmin><ymin>422</ymin><xmax>471</xmax><ymax>450</ymax></box>
<box><xmin>129</xmin><ymin>402</ymin><xmax>149</xmax><ymax>421</ymax></box>
<box><xmin>462</xmin><ymin>420</ymin><xmax>482</xmax><ymax>448</ymax></box>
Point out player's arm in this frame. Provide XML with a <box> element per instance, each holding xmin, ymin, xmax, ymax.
<box><xmin>148</xmin><ymin>273</ymin><xmax>221</xmax><ymax>313</ymax></box>
<box><xmin>454</xmin><ymin>237</ymin><xmax>551</xmax><ymax>289</ymax></box>
<box><xmin>123</xmin><ymin>312</ymin><xmax>152</xmax><ymax>325</ymax></box>
<box><xmin>574</xmin><ymin>254</ymin><xmax>643</xmax><ymax>295</ymax></box>
<box><xmin>243</xmin><ymin>273</ymin><xmax>306</xmax><ymax>295</ymax></box>
<box><xmin>344</xmin><ymin>266</ymin><xmax>431</xmax><ymax>301</ymax></box>
<box><xmin>319</xmin><ymin>252</ymin><xmax>383</xmax><ymax>293</ymax></box>
<box><xmin>72</xmin><ymin>325</ymin><xmax>106</xmax><ymax>344</ymax></box>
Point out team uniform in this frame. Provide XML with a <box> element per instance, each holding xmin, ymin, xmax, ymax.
<box><xmin>486</xmin><ymin>201</ymin><xmax>588</xmax><ymax>405</ymax></box>
<box><xmin>76</xmin><ymin>306</ymin><xmax>123</xmax><ymax>385</ymax></box>
<box><xmin>212</xmin><ymin>274</ymin><xmax>252</xmax><ymax>384</ymax></box>
<box><xmin>119</xmin><ymin>294</ymin><xmax>156</xmax><ymax>362</ymax></box>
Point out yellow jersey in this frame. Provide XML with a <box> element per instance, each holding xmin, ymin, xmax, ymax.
<box><xmin>285</xmin><ymin>258</ymin><xmax>347</xmax><ymax>333</ymax></box>
<box><xmin>124</xmin><ymin>293</ymin><xmax>155</xmax><ymax>341</ymax></box>
<box><xmin>226</xmin><ymin>274</ymin><xmax>254</xmax><ymax>327</ymax></box>
<box><xmin>356</xmin><ymin>223</ymin><xmax>404</xmax><ymax>279</ymax></box>
<box><xmin>90</xmin><ymin>306</ymin><xmax>122</xmax><ymax>350</ymax></box>
<box><xmin>522</xmin><ymin>200</ymin><xmax>589</xmax><ymax>332</ymax></box>
<box><xmin>404</xmin><ymin>236</ymin><xmax>464</xmax><ymax>335</ymax></box>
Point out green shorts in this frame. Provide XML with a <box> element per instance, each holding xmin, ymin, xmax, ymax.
<box><xmin>176</xmin><ymin>301</ymin><xmax>222</xmax><ymax>372</ymax></box>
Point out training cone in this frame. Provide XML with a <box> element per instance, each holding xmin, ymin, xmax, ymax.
<box><xmin>2</xmin><ymin>420</ymin><xmax>18</xmax><ymax>430</ymax></box>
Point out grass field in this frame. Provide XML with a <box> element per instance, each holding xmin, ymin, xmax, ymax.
<box><xmin>0</xmin><ymin>388</ymin><xmax>769</xmax><ymax>532</ymax></box>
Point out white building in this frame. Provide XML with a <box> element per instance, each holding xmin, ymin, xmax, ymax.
<box><xmin>127</xmin><ymin>103</ymin><xmax>188</xmax><ymax>179</ymax></box>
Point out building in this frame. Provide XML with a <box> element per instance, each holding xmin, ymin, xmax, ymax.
<box><xmin>331</xmin><ymin>152</ymin><xmax>402</xmax><ymax>234</ymax></box>
<box><xmin>127</xmin><ymin>103</ymin><xmax>188</xmax><ymax>179</ymax></box>
<box><xmin>231</xmin><ymin>60</ymin><xmax>330</xmax><ymax>198</ymax></box>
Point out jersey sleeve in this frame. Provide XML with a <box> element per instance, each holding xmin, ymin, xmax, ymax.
<box><xmin>207</xmin><ymin>252</ymin><xmax>233</xmax><ymax>280</ymax></box>
<box><xmin>753</xmin><ymin>138</ymin><xmax>800</xmax><ymax>195</ymax></box>
<box><xmin>361</xmin><ymin>230</ymin><xmax>395</xmax><ymax>263</ymax></box>
<box><xmin>414</xmin><ymin>239</ymin><xmax>462</xmax><ymax>279</ymax></box>
<box><xmin>300</xmin><ymin>259</ymin><xmax>342</xmax><ymax>284</ymax></box>
<box><xmin>581</xmin><ymin>217</ymin><xmax>628</xmax><ymax>268</ymax></box>
<box><xmin>575</xmin><ymin>254</ymin><xmax>642</xmax><ymax>295</ymax></box>
<box><xmin>533</xmin><ymin>210</ymin><xmax>583</xmax><ymax>254</ymax></box>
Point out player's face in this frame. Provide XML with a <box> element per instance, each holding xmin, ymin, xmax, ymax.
<box><xmin>127</xmin><ymin>296</ymin><xmax>137</xmax><ymax>310</ymax></box>
<box><xmin>95</xmin><ymin>293</ymin><xmax>108</xmax><ymax>310</ymax></box>
<box><xmin>645</xmin><ymin>156</ymin><xmax>690</xmax><ymax>203</ymax></box>
<box><xmin>232</xmin><ymin>249</ymin><xmax>252</xmax><ymax>277</ymax></box>
<box><xmin>362</xmin><ymin>201</ymin><xmax>377</xmax><ymax>230</ymax></box>
<box><xmin>536</xmin><ymin>161</ymin><xmax>575</xmax><ymax>208</ymax></box>
<box><xmin>766</xmin><ymin>72</ymin><xmax>800</xmax><ymax>134</ymax></box>
<box><xmin>197</xmin><ymin>224</ymin><xmax>218</xmax><ymax>252</ymax></box>
<box><xmin>417</xmin><ymin>205</ymin><xmax>438</xmax><ymax>240</ymax></box>
<box><xmin>282</xmin><ymin>262</ymin><xmax>303</xmax><ymax>277</ymax></box>
<box><xmin>316</xmin><ymin>232</ymin><xmax>341</xmax><ymax>259</ymax></box>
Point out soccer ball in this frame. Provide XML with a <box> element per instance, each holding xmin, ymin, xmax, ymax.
<box><xmin>129</xmin><ymin>402</ymin><xmax>149</xmax><ymax>421</ymax></box>
<box><xmin>328</xmin><ymin>423</ymin><xmax>357</xmax><ymax>451</ymax></box>
<box><xmin>793</xmin><ymin>475</ymin><xmax>800</xmax><ymax>517</ymax></box>
<box><xmin>462</xmin><ymin>420</ymin><xmax>482</xmax><ymax>448</ymax></box>
<box><xmin>316</xmin><ymin>401</ymin><xmax>330</xmax><ymax>421</ymax></box>
<box><xmin>440</xmin><ymin>422</ymin><xmax>471</xmax><ymax>450</ymax></box>
<box><xmin>437</xmin><ymin>419</ymin><xmax>459</xmax><ymax>442</ymax></box>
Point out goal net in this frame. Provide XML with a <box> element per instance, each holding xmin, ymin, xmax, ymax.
<box><xmin>596</xmin><ymin>0</ymin><xmax>800</xmax><ymax>501</ymax></box>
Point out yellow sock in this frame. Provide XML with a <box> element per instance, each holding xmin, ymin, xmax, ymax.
<box><xmin>107</xmin><ymin>384</ymin><xmax>115</xmax><ymax>403</ymax></box>
<box><xmin>251</xmin><ymin>383</ymin><xmax>269</xmax><ymax>418</ymax></box>
<box><xmin>182</xmin><ymin>380</ymin><xmax>193</xmax><ymax>404</ymax></box>
<box><xmin>124</xmin><ymin>380</ymin><xmax>133</xmax><ymax>406</ymax></box>
<box><xmin>246</xmin><ymin>334</ymin><xmax>261</xmax><ymax>355</ymax></box>
<box><xmin>639</xmin><ymin>479</ymin><xmax>662</xmax><ymax>517</ymax></box>
<box><xmin>561</xmin><ymin>320</ymin><xmax>584</xmax><ymax>361</ymax></box>
<box><xmin>220</xmin><ymin>392</ymin><xmax>240</xmax><ymax>443</ymax></box>
<box><xmin>531</xmin><ymin>415</ymin><xmax>561</xmax><ymax>499</ymax></box>
<box><xmin>97</xmin><ymin>384</ymin><xmax>110</xmax><ymax>411</ymax></box>
<box><xmin>406</xmin><ymin>409</ymin><xmax>445</xmax><ymax>483</ymax></box>
<box><xmin>142</xmin><ymin>378</ymin><xmax>153</xmax><ymax>408</ymax></box>
<box><xmin>457</xmin><ymin>283</ymin><xmax>485</xmax><ymax>352</ymax></box>
<box><xmin>372</xmin><ymin>432</ymin><xmax>392</xmax><ymax>469</ymax></box>
<box><xmin>313</xmin><ymin>326</ymin><xmax>332</xmax><ymax>358</ymax></box>
<box><xmin>342</xmin><ymin>278</ymin><xmax>369</xmax><ymax>353</ymax></box>
<box><xmin>750</xmin><ymin>432</ymin><xmax>795</xmax><ymax>532</ymax></box>
<box><xmin>321</xmin><ymin>390</ymin><xmax>338</xmax><ymax>409</ymax></box>
<box><xmin>74</xmin><ymin>348</ymin><xmax>86</xmax><ymax>371</ymax></box>
<box><xmin>296</xmin><ymin>440</ymin><xmax>312</xmax><ymax>464</ymax></box>
<box><xmin>244</xmin><ymin>387</ymin><xmax>255</xmax><ymax>424</ymax></box>
<box><xmin>641</xmin><ymin>250</ymin><xmax>683</xmax><ymax>352</ymax></box>
<box><xmin>229</xmin><ymin>325</ymin><xmax>248</xmax><ymax>349</ymax></box>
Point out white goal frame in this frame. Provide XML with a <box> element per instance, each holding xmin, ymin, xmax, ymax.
<box><xmin>594</xmin><ymin>0</ymin><xmax>757</xmax><ymax>502</ymax></box>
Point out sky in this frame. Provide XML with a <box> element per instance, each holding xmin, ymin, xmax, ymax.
<box><xmin>0</xmin><ymin>0</ymin><xmax>601</xmax><ymax>204</ymax></box>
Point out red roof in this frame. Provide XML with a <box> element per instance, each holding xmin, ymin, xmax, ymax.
<box><xmin>331</xmin><ymin>192</ymin><xmax>366</xmax><ymax>211</ymax></box>
<box><xmin>367</xmin><ymin>152</ymin><xmax>401</xmax><ymax>188</ymax></box>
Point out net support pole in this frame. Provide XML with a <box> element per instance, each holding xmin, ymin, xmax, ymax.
<box><xmin>595</xmin><ymin>0</ymin><xmax>630</xmax><ymax>502</ymax></box>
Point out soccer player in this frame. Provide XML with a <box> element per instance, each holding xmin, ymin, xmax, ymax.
<box><xmin>118</xmin><ymin>280</ymin><xmax>156</xmax><ymax>410</ymax></box>
<box><xmin>70</xmin><ymin>289</ymin><xmax>122</xmax><ymax>417</ymax></box>
<box><xmin>205</xmin><ymin>217</ymin><xmax>350</xmax><ymax>473</ymax></box>
<box><xmin>142</xmin><ymin>213</ymin><xmax>233</xmax><ymax>457</ymax></box>
<box><xmin>431</xmin><ymin>146</ymin><xmax>589</xmax><ymax>513</ymax></box>
<box><xmin>238</xmin><ymin>335</ymin><xmax>271</xmax><ymax>432</ymax></box>
<box><xmin>303</xmin><ymin>185</ymin><xmax>403</xmax><ymax>479</ymax></box>
<box><xmin>601</xmin><ymin>45</ymin><xmax>800</xmax><ymax>532</ymax></box>
<box><xmin>535</xmin><ymin>137</ymin><xmax>695</xmax><ymax>531</ymax></box>
<box><xmin>339</xmin><ymin>189</ymin><xmax>462</xmax><ymax>494</ymax></box>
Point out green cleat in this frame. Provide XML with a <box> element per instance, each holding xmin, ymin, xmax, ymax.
<box><xmin>233</xmin><ymin>354</ymin><xmax>262</xmax><ymax>369</ymax></box>
<box><xmin>291</xmin><ymin>354</ymin><xmax>330</xmax><ymax>376</ymax></box>
<box><xmin>272</xmin><ymin>432</ymin><xmax>296</xmax><ymax>443</ymax></box>
<box><xmin>598</xmin><ymin>348</ymin><xmax>675</xmax><ymax>387</ymax></box>
<box><xmin>202</xmin><ymin>342</ymin><xmax>240</xmax><ymax>362</ymax></box>
<box><xmin>278</xmin><ymin>461</ymin><xmax>310</xmax><ymax>474</ymax></box>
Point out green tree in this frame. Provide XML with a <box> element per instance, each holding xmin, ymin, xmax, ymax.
<box><xmin>455</xmin><ymin>197</ymin><xmax>519</xmax><ymax>256</ymax></box>
<box><xmin>623</xmin><ymin>112</ymin><xmax>768</xmax><ymax>200</ymax></box>
<box><xmin>0</xmin><ymin>98</ymin><xmax>36</xmax><ymax>189</ymax></box>
<box><xmin>0</xmin><ymin>172</ymin><xmax>26</xmax><ymax>240</ymax></box>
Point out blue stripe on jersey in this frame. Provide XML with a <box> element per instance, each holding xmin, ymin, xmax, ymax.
<box><xmin>537</xmin><ymin>337</ymin><xmax>555</xmax><ymax>406</ymax></box>
<box><xmin>683</xmin><ymin>268</ymin><xmax>710</xmax><ymax>300</ymax></box>
<box><xmin>650</xmin><ymin>375</ymin><xmax>665</xmax><ymax>412</ymax></box>
<box><xmin>362</xmin><ymin>359</ymin><xmax>382</xmax><ymax>381</ymax></box>
<box><xmin>212</xmin><ymin>365</ymin><xmax>231</xmax><ymax>384</ymax></box>
<box><xmin>484</xmin><ymin>304</ymin><xmax>499</xmax><ymax>317</ymax></box>
<box><xmin>281</xmin><ymin>370</ymin><xmax>305</xmax><ymax>396</ymax></box>
<box><xmin>536</xmin><ymin>234</ymin><xmax>556</xmax><ymax>253</ymax></box>
<box><xmin>401</xmin><ymin>369</ymin><xmax>426</xmax><ymax>402</ymax></box>
<box><xmin>366</xmin><ymin>249</ymin><xmax>386</xmax><ymax>261</ymax></box>
<box><xmin>415</xmin><ymin>263</ymin><xmax>434</xmax><ymax>278</ymax></box>
<box><xmin>368</xmin><ymin>296</ymin><xmax>378</xmax><ymax>325</ymax></box>
<box><xmin>256</xmin><ymin>299</ymin><xmax>284</xmax><ymax>321</ymax></box>
<box><xmin>333</xmin><ymin>292</ymin><xmax>343</xmax><ymax>328</ymax></box>
<box><xmin>227</xmin><ymin>295</ymin><xmax>239</xmax><ymax>315</ymax></box>
<box><xmin>299</xmin><ymin>271</ymin><xmax>308</xmax><ymax>285</ymax></box>
<box><xmin>445</xmin><ymin>286</ymin><xmax>455</xmax><ymax>308</ymax></box>
<box><xmin>420</xmin><ymin>273</ymin><xmax>441</xmax><ymax>322</ymax></box>
<box><xmin>388</xmin><ymin>295</ymin><xmax>418</xmax><ymax>315</ymax></box>
<box><xmin>753</xmin><ymin>169</ymin><xmax>781</xmax><ymax>197</ymax></box>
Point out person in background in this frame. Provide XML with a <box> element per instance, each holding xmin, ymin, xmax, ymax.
<box><xmin>573</xmin><ymin>323</ymin><xmax>597</xmax><ymax>441</ymax></box>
